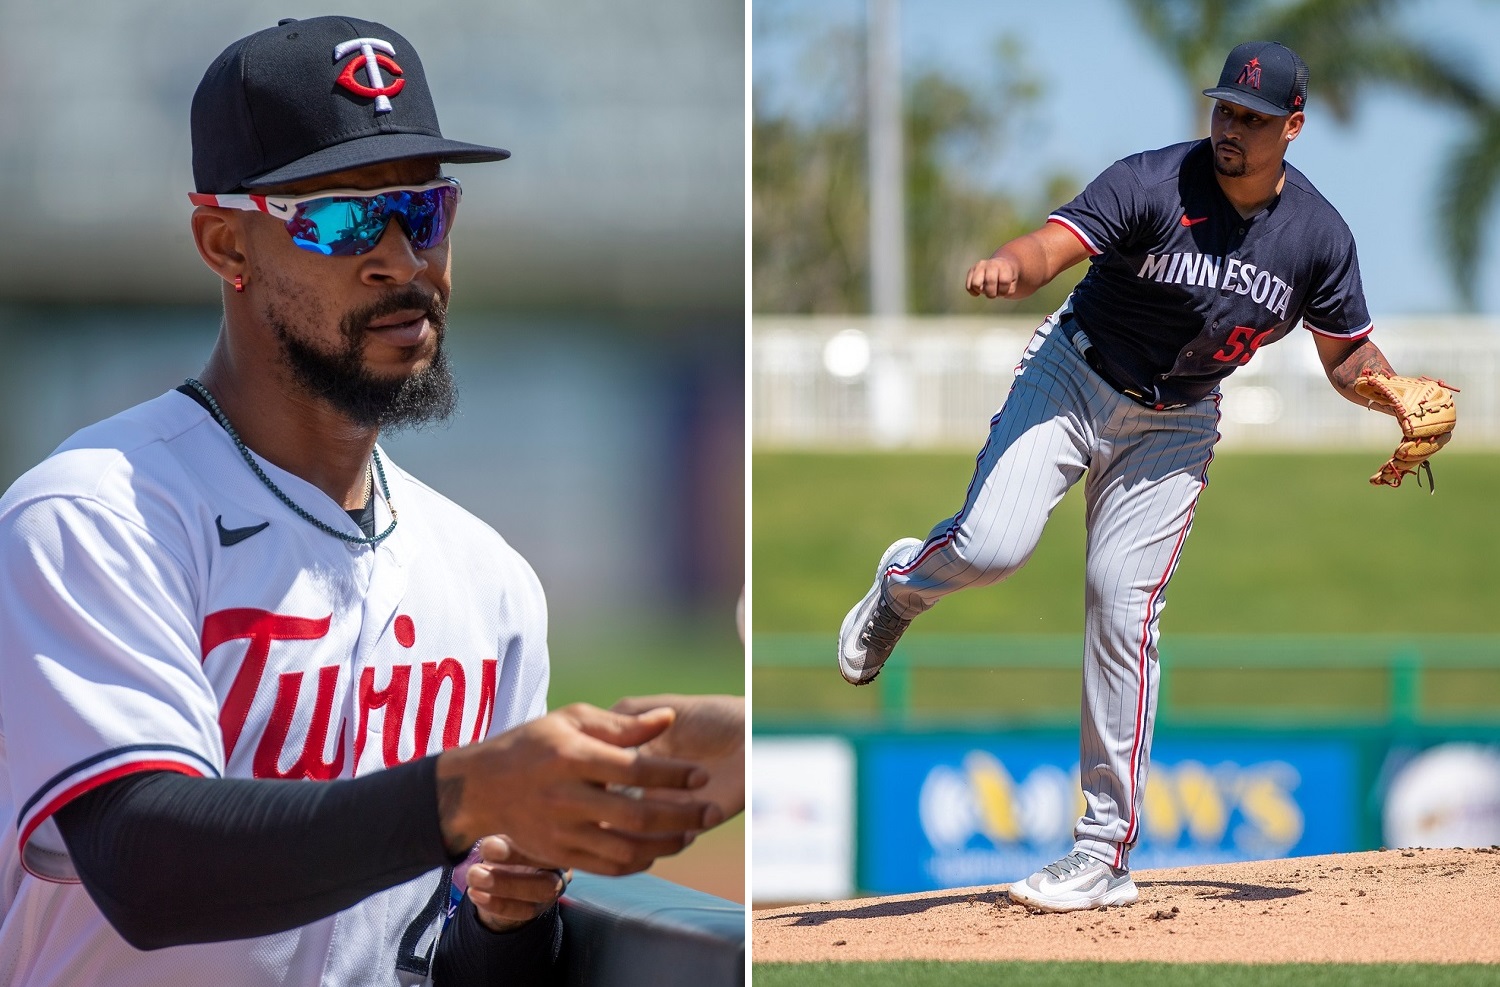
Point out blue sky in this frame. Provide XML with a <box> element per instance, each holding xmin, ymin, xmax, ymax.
<box><xmin>754</xmin><ymin>0</ymin><xmax>1500</xmax><ymax>315</ymax></box>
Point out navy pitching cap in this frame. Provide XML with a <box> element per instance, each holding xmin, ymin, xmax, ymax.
<box><xmin>1203</xmin><ymin>41</ymin><xmax>1308</xmax><ymax>117</ymax></box>
<box><xmin>191</xmin><ymin>16</ymin><xmax>509</xmax><ymax>193</ymax></box>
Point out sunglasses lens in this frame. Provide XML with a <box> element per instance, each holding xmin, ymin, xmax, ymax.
<box><xmin>289</xmin><ymin>198</ymin><xmax>381</xmax><ymax>256</ymax></box>
<box><xmin>400</xmin><ymin>186</ymin><xmax>459</xmax><ymax>250</ymax></box>
<box><xmin>286</xmin><ymin>184</ymin><xmax>459</xmax><ymax>257</ymax></box>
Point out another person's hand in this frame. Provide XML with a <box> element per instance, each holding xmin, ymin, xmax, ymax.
<box><xmin>435</xmin><ymin>704</ymin><xmax>722</xmax><ymax>876</ymax></box>
<box><xmin>460</xmin><ymin>836</ymin><xmax>570</xmax><ymax>933</ymax></box>
<box><xmin>610</xmin><ymin>694</ymin><xmax>745</xmax><ymax>821</ymax></box>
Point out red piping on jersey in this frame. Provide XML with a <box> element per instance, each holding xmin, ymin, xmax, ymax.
<box><xmin>1046</xmin><ymin>216</ymin><xmax>1100</xmax><ymax>256</ymax></box>
<box><xmin>1303</xmin><ymin>320</ymin><xmax>1374</xmax><ymax>340</ymax></box>
<box><xmin>1118</xmin><ymin>497</ymin><xmax>1200</xmax><ymax>867</ymax></box>
<box><xmin>19</xmin><ymin>759</ymin><xmax>206</xmax><ymax>882</ymax></box>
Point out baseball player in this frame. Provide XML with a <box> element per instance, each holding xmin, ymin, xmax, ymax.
<box><xmin>0</xmin><ymin>17</ymin><xmax>729</xmax><ymax>986</ymax></box>
<box><xmin>838</xmin><ymin>41</ymin><xmax>1457</xmax><ymax>912</ymax></box>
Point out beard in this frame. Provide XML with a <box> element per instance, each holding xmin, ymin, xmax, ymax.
<box><xmin>265</xmin><ymin>283</ymin><xmax>458</xmax><ymax>431</ymax></box>
<box><xmin>1213</xmin><ymin>141</ymin><xmax>1248</xmax><ymax>178</ymax></box>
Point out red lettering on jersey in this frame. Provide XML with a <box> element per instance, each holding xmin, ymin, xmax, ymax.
<box><xmin>357</xmin><ymin>658</ymin><xmax>498</xmax><ymax>766</ymax></box>
<box><xmin>355</xmin><ymin>665</ymin><xmax>414</xmax><ymax>767</ymax></box>
<box><xmin>201</xmin><ymin>609</ymin><xmax>333</xmax><ymax>759</ymax></box>
<box><xmin>1212</xmin><ymin>325</ymin><xmax>1277</xmax><ymax>365</ymax></box>
<box><xmin>470</xmin><ymin>659</ymin><xmax>499</xmax><ymax>744</ymax></box>
<box><xmin>254</xmin><ymin>664</ymin><xmax>348</xmax><ymax>780</ymax></box>
<box><xmin>204</xmin><ymin>609</ymin><xmax>501</xmax><ymax>772</ymax></box>
<box><xmin>414</xmin><ymin>658</ymin><xmax>467</xmax><ymax>755</ymax></box>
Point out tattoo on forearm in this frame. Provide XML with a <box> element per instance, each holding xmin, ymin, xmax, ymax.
<box><xmin>436</xmin><ymin>773</ymin><xmax>471</xmax><ymax>855</ymax></box>
<box><xmin>1329</xmin><ymin>341</ymin><xmax>1394</xmax><ymax>391</ymax></box>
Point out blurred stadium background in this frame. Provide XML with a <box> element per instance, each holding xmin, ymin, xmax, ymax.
<box><xmin>0</xmin><ymin>0</ymin><xmax>744</xmax><ymax>902</ymax></box>
<box><xmin>751</xmin><ymin>0</ymin><xmax>1500</xmax><ymax>909</ymax></box>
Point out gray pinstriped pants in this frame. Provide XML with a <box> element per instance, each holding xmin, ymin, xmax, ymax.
<box><xmin>883</xmin><ymin>308</ymin><xmax>1221</xmax><ymax>870</ymax></box>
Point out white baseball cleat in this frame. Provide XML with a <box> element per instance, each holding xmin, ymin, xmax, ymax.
<box><xmin>1008</xmin><ymin>851</ymin><xmax>1139</xmax><ymax>912</ymax></box>
<box><xmin>837</xmin><ymin>537</ymin><xmax>924</xmax><ymax>686</ymax></box>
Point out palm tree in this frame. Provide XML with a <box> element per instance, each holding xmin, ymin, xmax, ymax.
<box><xmin>1124</xmin><ymin>0</ymin><xmax>1497</xmax><ymax>308</ymax></box>
<box><xmin>1436</xmin><ymin>105</ymin><xmax>1500</xmax><ymax>306</ymax></box>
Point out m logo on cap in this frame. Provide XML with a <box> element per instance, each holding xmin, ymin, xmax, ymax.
<box><xmin>333</xmin><ymin>37</ymin><xmax>405</xmax><ymax>114</ymax></box>
<box><xmin>1236</xmin><ymin>56</ymin><xmax>1262</xmax><ymax>90</ymax></box>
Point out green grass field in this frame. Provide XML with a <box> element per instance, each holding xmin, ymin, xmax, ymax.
<box><xmin>752</xmin><ymin>961</ymin><xmax>1500</xmax><ymax>987</ymax></box>
<box><xmin>753</xmin><ymin>451</ymin><xmax>1500</xmax><ymax>635</ymax></box>
<box><xmin>548</xmin><ymin>617</ymin><xmax>745</xmax><ymax>707</ymax></box>
<box><xmin>752</xmin><ymin>451</ymin><xmax>1500</xmax><ymax>722</ymax></box>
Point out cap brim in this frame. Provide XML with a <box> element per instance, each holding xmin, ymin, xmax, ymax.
<box><xmin>243</xmin><ymin>132</ymin><xmax>510</xmax><ymax>190</ymax></box>
<box><xmin>1203</xmin><ymin>87</ymin><xmax>1291</xmax><ymax>118</ymax></box>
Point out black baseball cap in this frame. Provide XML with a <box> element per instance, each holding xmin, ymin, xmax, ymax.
<box><xmin>1203</xmin><ymin>41</ymin><xmax>1308</xmax><ymax>117</ymax></box>
<box><xmin>191</xmin><ymin>16</ymin><xmax>509</xmax><ymax>193</ymax></box>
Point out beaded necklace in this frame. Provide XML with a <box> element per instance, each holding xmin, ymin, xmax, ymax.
<box><xmin>184</xmin><ymin>378</ymin><xmax>398</xmax><ymax>546</ymax></box>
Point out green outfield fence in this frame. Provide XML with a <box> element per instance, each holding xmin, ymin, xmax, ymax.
<box><xmin>753</xmin><ymin>633</ymin><xmax>1500</xmax><ymax>729</ymax></box>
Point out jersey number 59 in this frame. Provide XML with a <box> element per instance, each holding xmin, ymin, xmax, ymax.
<box><xmin>1212</xmin><ymin>325</ymin><xmax>1276</xmax><ymax>365</ymax></box>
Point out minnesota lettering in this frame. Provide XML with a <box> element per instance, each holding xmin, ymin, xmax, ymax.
<box><xmin>1137</xmin><ymin>252</ymin><xmax>1293</xmax><ymax>319</ymax></box>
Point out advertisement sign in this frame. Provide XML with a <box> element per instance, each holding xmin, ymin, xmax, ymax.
<box><xmin>860</xmin><ymin>734</ymin><xmax>1359</xmax><ymax>894</ymax></box>
<box><xmin>752</xmin><ymin>736</ymin><xmax>856</xmax><ymax>901</ymax></box>
<box><xmin>1383</xmin><ymin>743</ymin><xmax>1500</xmax><ymax>848</ymax></box>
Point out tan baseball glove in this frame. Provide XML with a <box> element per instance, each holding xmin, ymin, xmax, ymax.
<box><xmin>1355</xmin><ymin>372</ymin><xmax>1459</xmax><ymax>490</ymax></box>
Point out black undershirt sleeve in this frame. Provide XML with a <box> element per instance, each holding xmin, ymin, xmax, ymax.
<box><xmin>433</xmin><ymin>897</ymin><xmax>563</xmax><ymax>986</ymax></box>
<box><xmin>55</xmin><ymin>763</ymin><xmax>565</xmax><ymax>981</ymax></box>
<box><xmin>54</xmin><ymin>759</ymin><xmax>451</xmax><ymax>950</ymax></box>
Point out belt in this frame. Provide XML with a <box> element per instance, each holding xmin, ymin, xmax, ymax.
<box><xmin>1062</xmin><ymin>320</ymin><xmax>1186</xmax><ymax>411</ymax></box>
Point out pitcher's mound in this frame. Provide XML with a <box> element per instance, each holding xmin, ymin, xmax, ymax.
<box><xmin>753</xmin><ymin>847</ymin><xmax>1500</xmax><ymax>964</ymax></box>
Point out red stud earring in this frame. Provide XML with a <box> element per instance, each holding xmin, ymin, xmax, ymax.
<box><xmin>233</xmin><ymin>275</ymin><xmax>245</xmax><ymax>293</ymax></box>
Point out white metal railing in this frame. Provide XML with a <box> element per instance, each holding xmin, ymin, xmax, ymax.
<box><xmin>752</xmin><ymin>315</ymin><xmax>1499</xmax><ymax>449</ymax></box>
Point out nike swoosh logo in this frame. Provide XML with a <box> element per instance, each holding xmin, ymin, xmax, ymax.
<box><xmin>1040</xmin><ymin>875</ymin><xmax>1106</xmax><ymax>896</ymax></box>
<box><xmin>1180</xmin><ymin>215</ymin><xmax>1209</xmax><ymax>227</ymax></box>
<box><xmin>216</xmin><ymin>515</ymin><xmax>270</xmax><ymax>547</ymax></box>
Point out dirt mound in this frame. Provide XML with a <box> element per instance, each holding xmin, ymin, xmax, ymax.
<box><xmin>753</xmin><ymin>848</ymin><xmax>1500</xmax><ymax>964</ymax></box>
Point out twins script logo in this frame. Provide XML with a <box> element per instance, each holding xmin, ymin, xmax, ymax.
<box><xmin>333</xmin><ymin>37</ymin><xmax>405</xmax><ymax>114</ymax></box>
<box><xmin>1236</xmin><ymin>56</ymin><xmax>1263</xmax><ymax>90</ymax></box>
<box><xmin>202</xmin><ymin>609</ymin><xmax>498</xmax><ymax>780</ymax></box>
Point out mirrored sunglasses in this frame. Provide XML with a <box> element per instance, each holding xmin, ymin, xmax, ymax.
<box><xmin>188</xmin><ymin>178</ymin><xmax>462</xmax><ymax>257</ymax></box>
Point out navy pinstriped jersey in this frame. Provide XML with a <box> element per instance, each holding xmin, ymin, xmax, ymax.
<box><xmin>1048</xmin><ymin>139</ymin><xmax>1372</xmax><ymax>405</ymax></box>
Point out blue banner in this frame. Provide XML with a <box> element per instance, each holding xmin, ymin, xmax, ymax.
<box><xmin>860</xmin><ymin>734</ymin><xmax>1359</xmax><ymax>894</ymax></box>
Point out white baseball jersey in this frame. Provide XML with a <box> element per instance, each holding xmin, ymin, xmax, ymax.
<box><xmin>0</xmin><ymin>390</ymin><xmax>550</xmax><ymax>986</ymax></box>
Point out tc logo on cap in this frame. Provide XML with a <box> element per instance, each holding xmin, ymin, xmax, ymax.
<box><xmin>333</xmin><ymin>37</ymin><xmax>405</xmax><ymax>113</ymax></box>
<box><xmin>1236</xmin><ymin>56</ymin><xmax>1262</xmax><ymax>90</ymax></box>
